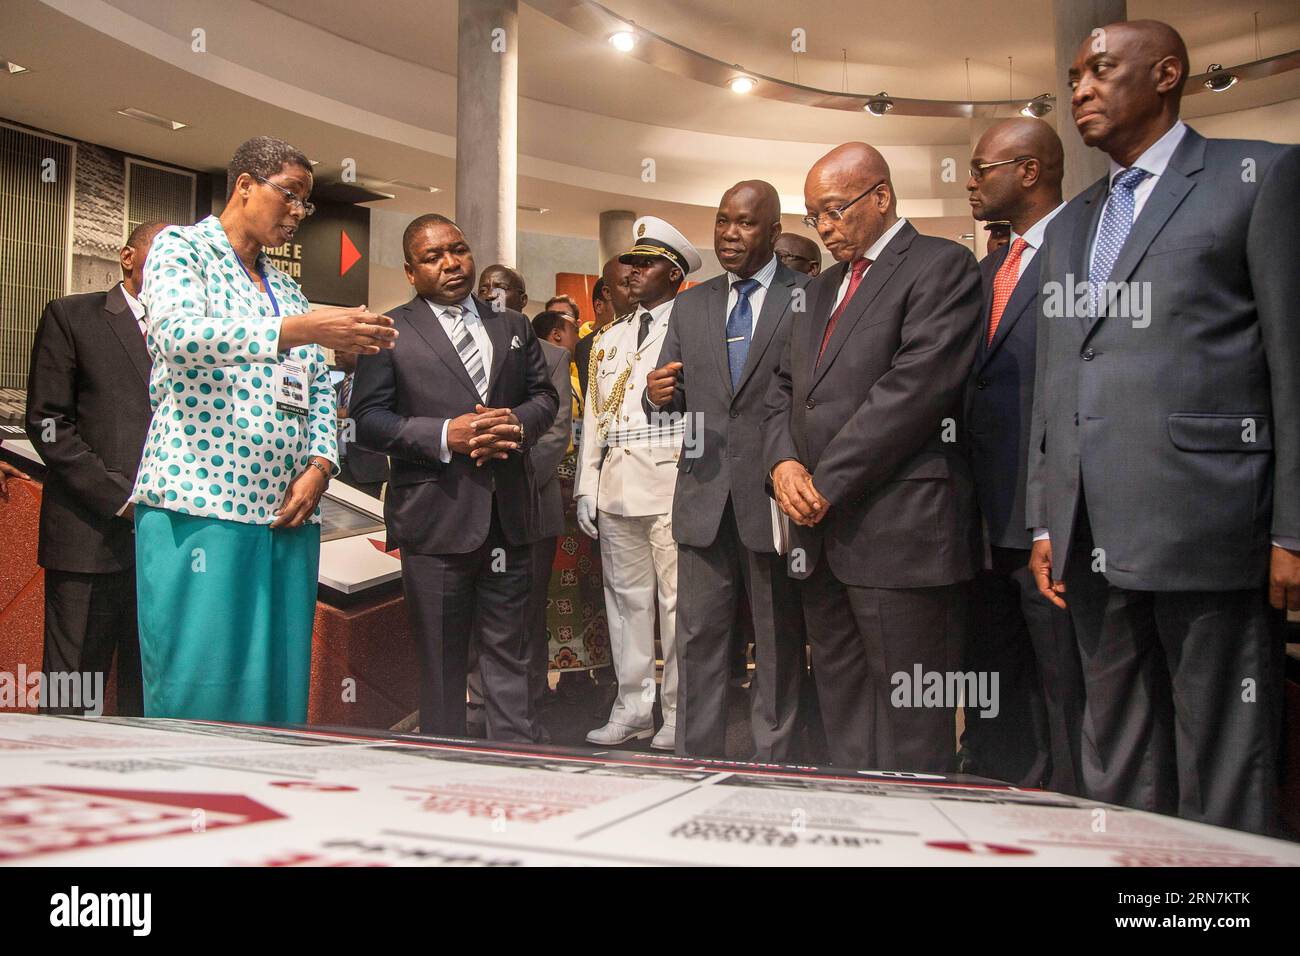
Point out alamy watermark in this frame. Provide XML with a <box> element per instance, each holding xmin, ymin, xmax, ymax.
<box><xmin>0</xmin><ymin>666</ymin><xmax>104</xmax><ymax>716</ymax></box>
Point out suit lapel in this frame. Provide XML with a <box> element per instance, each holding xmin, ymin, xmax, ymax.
<box><xmin>706</xmin><ymin>277</ymin><xmax>733</xmax><ymax>397</ymax></box>
<box><xmin>811</xmin><ymin>223</ymin><xmax>913</xmax><ymax>391</ymax></box>
<box><xmin>1085</xmin><ymin>130</ymin><xmax>1205</xmax><ymax>339</ymax></box>
<box><xmin>479</xmin><ymin>295</ymin><xmax>512</xmax><ymax>399</ymax></box>
<box><xmin>980</xmin><ymin>253</ymin><xmax>1040</xmax><ymax>369</ymax></box>
<box><xmin>1071</xmin><ymin>178</ymin><xmax>1108</xmax><ymax>335</ymax></box>
<box><xmin>405</xmin><ymin>297</ymin><xmax>482</xmax><ymax>402</ymax></box>
<box><xmin>735</xmin><ymin>266</ymin><xmax>794</xmax><ymax>397</ymax></box>
<box><xmin>103</xmin><ymin>283</ymin><xmax>152</xmax><ymax>386</ymax></box>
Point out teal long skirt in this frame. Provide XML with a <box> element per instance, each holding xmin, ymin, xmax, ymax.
<box><xmin>134</xmin><ymin>504</ymin><xmax>320</xmax><ymax>723</ymax></box>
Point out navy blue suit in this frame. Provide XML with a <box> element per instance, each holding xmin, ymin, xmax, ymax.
<box><xmin>963</xmin><ymin>239</ymin><xmax>1083</xmax><ymax>793</ymax></box>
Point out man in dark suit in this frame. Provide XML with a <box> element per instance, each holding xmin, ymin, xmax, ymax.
<box><xmin>24</xmin><ymin>220</ymin><xmax>166</xmax><ymax>716</ymax></box>
<box><xmin>774</xmin><ymin>233</ymin><xmax>822</xmax><ymax>277</ymax></box>
<box><xmin>333</xmin><ymin>350</ymin><xmax>389</xmax><ymax>499</ymax></box>
<box><xmin>1028</xmin><ymin>20</ymin><xmax>1299</xmax><ymax>834</ymax></box>
<box><xmin>764</xmin><ymin>143</ymin><xmax>983</xmax><ymax>772</ymax></box>
<box><xmin>351</xmin><ymin>214</ymin><xmax>558</xmax><ymax>743</ymax></box>
<box><xmin>526</xmin><ymin>311</ymin><xmax>576</xmax><ymax>711</ymax></box>
<box><xmin>575</xmin><ymin>257</ymin><xmax>633</xmax><ymax>400</ymax></box>
<box><xmin>962</xmin><ymin>117</ymin><xmax>1083</xmax><ymax>793</ymax></box>
<box><xmin>645</xmin><ymin>181</ymin><xmax>811</xmax><ymax>761</ymax></box>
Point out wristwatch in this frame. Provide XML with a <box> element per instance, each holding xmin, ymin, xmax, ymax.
<box><xmin>307</xmin><ymin>456</ymin><xmax>332</xmax><ymax>481</ymax></box>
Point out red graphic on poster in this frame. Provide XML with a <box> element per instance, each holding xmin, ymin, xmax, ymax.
<box><xmin>926</xmin><ymin>840</ymin><xmax>1035</xmax><ymax>856</ymax></box>
<box><xmin>269</xmin><ymin>781</ymin><xmax>358</xmax><ymax>792</ymax></box>
<box><xmin>0</xmin><ymin>785</ymin><xmax>284</xmax><ymax>861</ymax></box>
<box><xmin>340</xmin><ymin>229</ymin><xmax>362</xmax><ymax>276</ymax></box>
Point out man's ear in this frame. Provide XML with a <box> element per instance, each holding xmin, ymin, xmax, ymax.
<box><xmin>119</xmin><ymin>245</ymin><xmax>135</xmax><ymax>275</ymax></box>
<box><xmin>520</xmin><ymin>293</ymin><xmax>528</xmax><ymax>310</ymax></box>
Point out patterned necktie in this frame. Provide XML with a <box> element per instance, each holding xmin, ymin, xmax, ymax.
<box><xmin>817</xmin><ymin>257</ymin><xmax>871</xmax><ymax>366</ymax></box>
<box><xmin>1089</xmin><ymin>166</ymin><xmax>1149</xmax><ymax>318</ymax></box>
<box><xmin>336</xmin><ymin>373</ymin><xmax>352</xmax><ymax>459</ymax></box>
<box><xmin>445</xmin><ymin>304</ymin><xmax>488</xmax><ymax>401</ymax></box>
<box><xmin>637</xmin><ymin>309</ymin><xmax>653</xmax><ymax>348</ymax></box>
<box><xmin>726</xmin><ymin>278</ymin><xmax>760</xmax><ymax>390</ymax></box>
<box><xmin>987</xmin><ymin>237</ymin><xmax>1028</xmax><ymax>346</ymax></box>
<box><xmin>138</xmin><ymin>305</ymin><xmax>148</xmax><ymax>339</ymax></box>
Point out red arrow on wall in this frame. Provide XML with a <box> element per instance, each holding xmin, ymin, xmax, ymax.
<box><xmin>340</xmin><ymin>229</ymin><xmax>362</xmax><ymax>276</ymax></box>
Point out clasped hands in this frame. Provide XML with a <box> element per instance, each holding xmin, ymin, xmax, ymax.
<box><xmin>448</xmin><ymin>404</ymin><xmax>522</xmax><ymax>467</ymax></box>
<box><xmin>772</xmin><ymin>459</ymin><xmax>829</xmax><ymax>527</ymax></box>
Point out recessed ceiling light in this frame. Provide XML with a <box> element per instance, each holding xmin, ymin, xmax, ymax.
<box><xmin>116</xmin><ymin>107</ymin><xmax>187</xmax><ymax>130</ymax></box>
<box><xmin>2</xmin><ymin>60</ymin><xmax>28</xmax><ymax>75</ymax></box>
<box><xmin>518</xmin><ymin>204</ymin><xmax>549</xmax><ymax>214</ymax></box>
<box><xmin>609</xmin><ymin>30</ymin><xmax>636</xmax><ymax>53</ymax></box>
<box><xmin>1203</xmin><ymin>64</ymin><xmax>1238</xmax><ymax>92</ymax></box>
<box><xmin>728</xmin><ymin>75</ymin><xmax>757</xmax><ymax>94</ymax></box>
<box><xmin>863</xmin><ymin>92</ymin><xmax>894</xmax><ymax>116</ymax></box>
<box><xmin>386</xmin><ymin>178</ymin><xmax>440</xmax><ymax>193</ymax></box>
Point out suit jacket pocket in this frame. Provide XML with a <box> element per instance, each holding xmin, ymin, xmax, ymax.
<box><xmin>1168</xmin><ymin>413</ymin><xmax>1272</xmax><ymax>452</ymax></box>
<box><xmin>388</xmin><ymin>464</ymin><xmax>441</xmax><ymax>487</ymax></box>
<box><xmin>1146</xmin><ymin>233</ymin><xmax>1214</xmax><ymax>257</ymax></box>
<box><xmin>891</xmin><ymin>455</ymin><xmax>950</xmax><ymax>481</ymax></box>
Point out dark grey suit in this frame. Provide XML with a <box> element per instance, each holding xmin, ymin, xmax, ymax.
<box><xmin>25</xmin><ymin>283</ymin><xmax>150</xmax><ymax>716</ymax></box>
<box><xmin>764</xmin><ymin>221</ymin><xmax>983</xmax><ymax>772</ymax></box>
<box><xmin>352</xmin><ymin>294</ymin><xmax>558</xmax><ymax>742</ymax></box>
<box><xmin>963</xmin><ymin>240</ymin><xmax>1083</xmax><ymax>793</ymax></box>
<box><xmin>1027</xmin><ymin>128</ymin><xmax>1299</xmax><ymax>832</ymax></box>
<box><xmin>649</xmin><ymin>261</ymin><xmax>810</xmax><ymax>761</ymax></box>
<box><xmin>526</xmin><ymin>339</ymin><xmax>573</xmax><ymax>706</ymax></box>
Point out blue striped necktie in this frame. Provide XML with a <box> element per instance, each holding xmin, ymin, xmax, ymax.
<box><xmin>1089</xmin><ymin>166</ymin><xmax>1149</xmax><ymax>317</ymax></box>
<box><xmin>727</xmin><ymin>278</ymin><xmax>759</xmax><ymax>390</ymax></box>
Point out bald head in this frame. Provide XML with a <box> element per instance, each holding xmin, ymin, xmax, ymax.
<box><xmin>1069</xmin><ymin>19</ymin><xmax>1189</xmax><ymax>165</ymax></box>
<box><xmin>478</xmin><ymin>263</ymin><xmax>527</xmax><ymax>312</ymax></box>
<box><xmin>967</xmin><ymin>118</ymin><xmax>1064</xmax><ymax>232</ymax></box>
<box><xmin>774</xmin><ymin>233</ymin><xmax>822</xmax><ymax>276</ymax></box>
<box><xmin>716</xmin><ymin>179</ymin><xmax>783</xmax><ymax>278</ymax></box>
<box><xmin>804</xmin><ymin>143</ymin><xmax>897</xmax><ymax>262</ymax></box>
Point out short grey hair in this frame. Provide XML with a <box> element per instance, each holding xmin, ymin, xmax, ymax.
<box><xmin>226</xmin><ymin>136</ymin><xmax>311</xmax><ymax>198</ymax></box>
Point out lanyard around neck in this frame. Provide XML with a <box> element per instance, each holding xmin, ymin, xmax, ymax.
<box><xmin>236</xmin><ymin>254</ymin><xmax>280</xmax><ymax>317</ymax></box>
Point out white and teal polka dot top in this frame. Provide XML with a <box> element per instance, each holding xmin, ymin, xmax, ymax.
<box><xmin>131</xmin><ymin>215</ymin><xmax>339</xmax><ymax>525</ymax></box>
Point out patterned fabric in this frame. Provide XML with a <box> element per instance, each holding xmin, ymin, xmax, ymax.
<box><xmin>545</xmin><ymin>450</ymin><xmax>611</xmax><ymax>671</ymax></box>
<box><xmin>131</xmin><ymin>216</ymin><xmax>337</xmax><ymax>525</ymax></box>
<box><xmin>818</xmin><ymin>257</ymin><xmax>872</xmax><ymax>364</ymax></box>
<box><xmin>445</xmin><ymin>303</ymin><xmax>488</xmax><ymax>400</ymax></box>
<box><xmin>1089</xmin><ymin>167</ymin><xmax>1149</xmax><ymax>317</ymax></box>
<box><xmin>726</xmin><ymin>278</ymin><xmax>759</xmax><ymax>389</ymax></box>
<box><xmin>987</xmin><ymin>237</ymin><xmax>1028</xmax><ymax>345</ymax></box>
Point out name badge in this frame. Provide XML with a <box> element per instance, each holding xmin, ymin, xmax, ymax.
<box><xmin>274</xmin><ymin>360</ymin><xmax>309</xmax><ymax>416</ymax></box>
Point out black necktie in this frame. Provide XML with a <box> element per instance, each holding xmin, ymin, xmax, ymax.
<box><xmin>637</xmin><ymin>310</ymin><xmax>653</xmax><ymax>348</ymax></box>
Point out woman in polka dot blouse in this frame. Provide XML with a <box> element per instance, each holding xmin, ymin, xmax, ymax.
<box><xmin>131</xmin><ymin>136</ymin><xmax>397</xmax><ymax>723</ymax></box>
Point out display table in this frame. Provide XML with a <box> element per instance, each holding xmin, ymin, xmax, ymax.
<box><xmin>3</xmin><ymin>714</ymin><xmax>1298</xmax><ymax>866</ymax></box>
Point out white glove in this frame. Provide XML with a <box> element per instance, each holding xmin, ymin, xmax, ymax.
<box><xmin>576</xmin><ymin>496</ymin><xmax>599</xmax><ymax>539</ymax></box>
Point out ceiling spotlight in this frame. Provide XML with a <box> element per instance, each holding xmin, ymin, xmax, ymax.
<box><xmin>864</xmin><ymin>92</ymin><xmax>894</xmax><ymax>116</ymax></box>
<box><xmin>608</xmin><ymin>30</ymin><xmax>636</xmax><ymax>53</ymax></box>
<box><xmin>2</xmin><ymin>60</ymin><xmax>28</xmax><ymax>75</ymax></box>
<box><xmin>116</xmin><ymin>107</ymin><xmax>187</xmax><ymax>131</ymax></box>
<box><xmin>386</xmin><ymin>178</ymin><xmax>440</xmax><ymax>193</ymax></box>
<box><xmin>518</xmin><ymin>204</ymin><xmax>550</xmax><ymax>214</ymax></box>
<box><xmin>728</xmin><ymin>75</ymin><xmax>757</xmax><ymax>94</ymax></box>
<box><xmin>1203</xmin><ymin>64</ymin><xmax>1238</xmax><ymax>92</ymax></box>
<box><xmin>1020</xmin><ymin>93</ymin><xmax>1054</xmax><ymax>118</ymax></box>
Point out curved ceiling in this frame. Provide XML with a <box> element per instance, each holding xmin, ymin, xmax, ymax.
<box><xmin>4</xmin><ymin>0</ymin><xmax>1298</xmax><ymax>253</ymax></box>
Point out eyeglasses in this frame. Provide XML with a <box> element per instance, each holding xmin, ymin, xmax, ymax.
<box><xmin>801</xmin><ymin>180</ymin><xmax>887</xmax><ymax>230</ymax></box>
<box><xmin>253</xmin><ymin>175</ymin><xmax>315</xmax><ymax>217</ymax></box>
<box><xmin>968</xmin><ymin>156</ymin><xmax>1034</xmax><ymax>182</ymax></box>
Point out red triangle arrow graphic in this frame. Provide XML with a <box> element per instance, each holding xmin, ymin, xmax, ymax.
<box><xmin>340</xmin><ymin>229</ymin><xmax>362</xmax><ymax>276</ymax></box>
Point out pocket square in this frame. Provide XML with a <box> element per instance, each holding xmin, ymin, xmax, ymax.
<box><xmin>510</xmin><ymin>335</ymin><xmax>522</xmax><ymax>349</ymax></box>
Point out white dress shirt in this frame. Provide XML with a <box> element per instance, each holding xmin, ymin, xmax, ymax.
<box><xmin>830</xmin><ymin>216</ymin><xmax>909</xmax><ymax>312</ymax></box>
<box><xmin>1087</xmin><ymin>120</ymin><xmax>1187</xmax><ymax>274</ymax></box>
<box><xmin>121</xmin><ymin>283</ymin><xmax>146</xmax><ymax>335</ymax></box>
<box><xmin>430</xmin><ymin>296</ymin><xmax>493</xmax><ymax>463</ymax></box>
<box><xmin>1009</xmin><ymin>202</ymin><xmax>1067</xmax><ymax>278</ymax></box>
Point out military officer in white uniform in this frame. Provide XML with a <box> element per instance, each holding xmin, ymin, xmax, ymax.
<box><xmin>576</xmin><ymin>217</ymin><xmax>702</xmax><ymax>750</ymax></box>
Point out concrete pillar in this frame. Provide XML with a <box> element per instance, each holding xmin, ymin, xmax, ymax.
<box><xmin>455</xmin><ymin>0</ymin><xmax>518</xmax><ymax>267</ymax></box>
<box><xmin>598</xmin><ymin>210</ymin><xmax>636</xmax><ymax>269</ymax></box>
<box><xmin>1052</xmin><ymin>0</ymin><xmax>1127</xmax><ymax>199</ymax></box>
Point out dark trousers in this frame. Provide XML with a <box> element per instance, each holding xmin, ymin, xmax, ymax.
<box><xmin>676</xmin><ymin>501</ymin><xmax>804</xmax><ymax>761</ymax></box>
<box><xmin>1063</xmin><ymin>511</ymin><xmax>1283</xmax><ymax>834</ymax></box>
<box><xmin>964</xmin><ymin>546</ymin><xmax>1084</xmax><ymax>792</ymax></box>
<box><xmin>526</xmin><ymin>536</ymin><xmax>556</xmax><ymax>710</ymax></box>
<box><xmin>401</xmin><ymin>508</ymin><xmax>540</xmax><ymax>743</ymax></box>
<box><xmin>801</xmin><ymin>560</ymin><xmax>967</xmax><ymax>773</ymax></box>
<box><xmin>41</xmin><ymin>567</ymin><xmax>143</xmax><ymax>717</ymax></box>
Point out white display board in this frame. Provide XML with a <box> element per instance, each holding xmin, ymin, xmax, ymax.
<box><xmin>3</xmin><ymin>715</ymin><xmax>1297</xmax><ymax>867</ymax></box>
